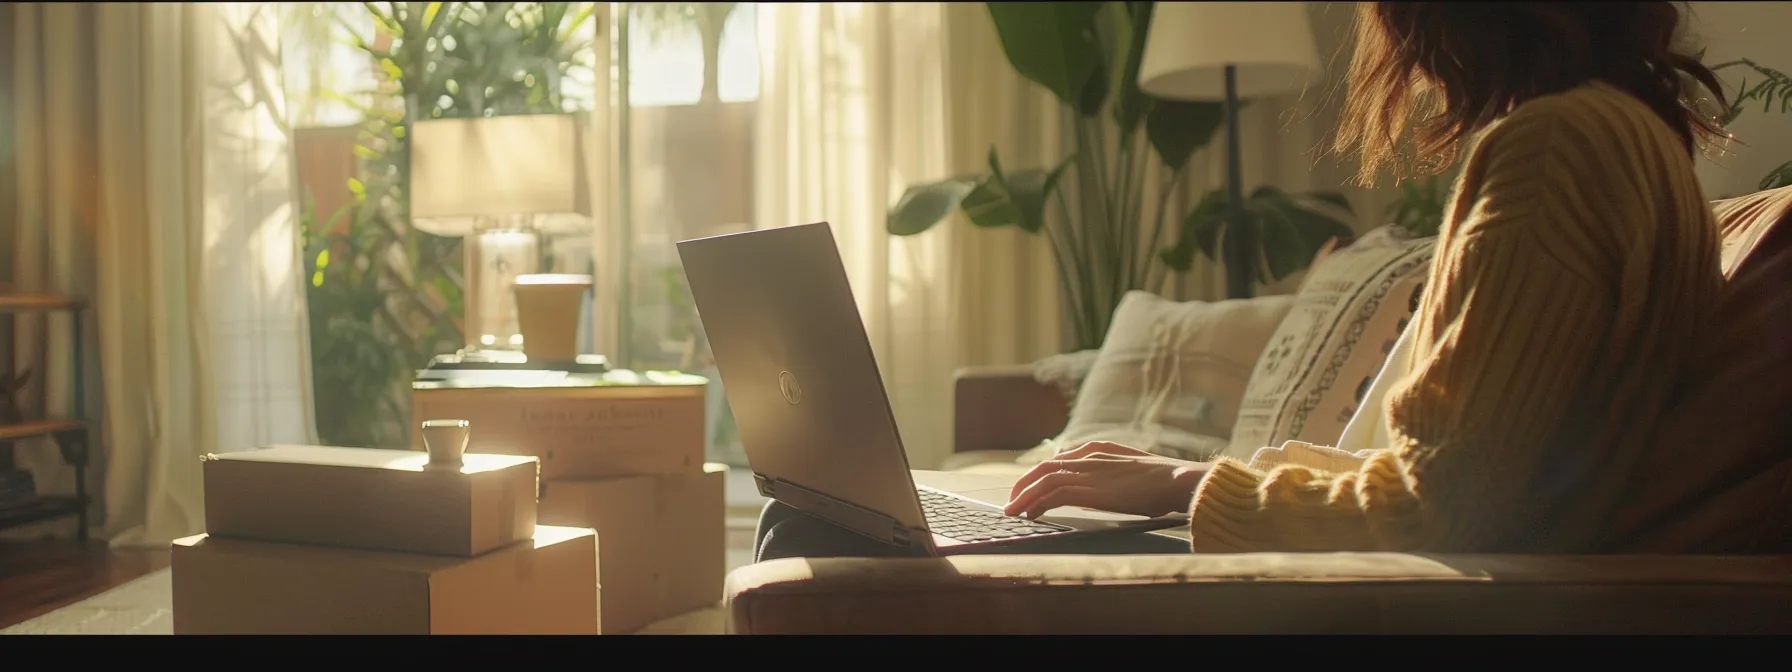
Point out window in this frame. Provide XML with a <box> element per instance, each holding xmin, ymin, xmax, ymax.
<box><xmin>628</xmin><ymin>3</ymin><xmax>759</xmax><ymax>106</ymax></box>
<box><xmin>281</xmin><ymin>2</ymin><xmax>754</xmax><ymax>466</ymax></box>
<box><xmin>620</xmin><ymin>2</ymin><xmax>757</xmax><ymax>464</ymax></box>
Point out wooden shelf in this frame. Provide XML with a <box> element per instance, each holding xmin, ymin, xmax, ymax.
<box><xmin>0</xmin><ymin>294</ymin><xmax>88</xmax><ymax>313</ymax></box>
<box><xmin>0</xmin><ymin>495</ymin><xmax>85</xmax><ymax>530</ymax></box>
<box><xmin>0</xmin><ymin>419</ymin><xmax>83</xmax><ymax>442</ymax></box>
<box><xmin>0</xmin><ymin>290</ymin><xmax>93</xmax><ymax>540</ymax></box>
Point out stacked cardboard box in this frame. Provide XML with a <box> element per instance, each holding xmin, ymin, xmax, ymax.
<box><xmin>173</xmin><ymin>445</ymin><xmax>600</xmax><ymax>634</ymax></box>
<box><xmin>412</xmin><ymin>369</ymin><xmax>726</xmax><ymax>634</ymax></box>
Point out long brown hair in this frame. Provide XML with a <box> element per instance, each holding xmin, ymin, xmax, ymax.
<box><xmin>1334</xmin><ymin>2</ymin><xmax>1729</xmax><ymax>186</ymax></box>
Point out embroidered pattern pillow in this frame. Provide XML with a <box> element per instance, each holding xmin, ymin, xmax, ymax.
<box><xmin>1222</xmin><ymin>226</ymin><xmax>1437</xmax><ymax>460</ymax></box>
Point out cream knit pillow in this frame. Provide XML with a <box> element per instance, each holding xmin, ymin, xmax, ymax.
<box><xmin>1020</xmin><ymin>291</ymin><xmax>1295</xmax><ymax>464</ymax></box>
<box><xmin>1222</xmin><ymin>226</ymin><xmax>1436</xmax><ymax>460</ymax></box>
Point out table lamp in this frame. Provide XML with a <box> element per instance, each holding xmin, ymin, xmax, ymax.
<box><xmin>1138</xmin><ymin>2</ymin><xmax>1323</xmax><ymax>299</ymax></box>
<box><xmin>409</xmin><ymin>113</ymin><xmax>593</xmax><ymax>353</ymax></box>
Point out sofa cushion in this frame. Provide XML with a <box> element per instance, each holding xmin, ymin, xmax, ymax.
<box><xmin>1223</xmin><ymin>225</ymin><xmax>1436</xmax><ymax>460</ymax></box>
<box><xmin>1020</xmin><ymin>291</ymin><xmax>1295</xmax><ymax>464</ymax></box>
<box><xmin>1029</xmin><ymin>349</ymin><xmax>1101</xmax><ymax>401</ymax></box>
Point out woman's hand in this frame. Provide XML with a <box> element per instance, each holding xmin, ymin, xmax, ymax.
<box><xmin>1003</xmin><ymin>441</ymin><xmax>1211</xmax><ymax>520</ymax></box>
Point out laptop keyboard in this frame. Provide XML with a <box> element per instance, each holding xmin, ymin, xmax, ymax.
<box><xmin>918</xmin><ymin>488</ymin><xmax>1072</xmax><ymax>543</ymax></box>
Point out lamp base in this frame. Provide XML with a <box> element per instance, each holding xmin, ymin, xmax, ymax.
<box><xmin>465</xmin><ymin>229</ymin><xmax>543</xmax><ymax>351</ymax></box>
<box><xmin>421</xmin><ymin>350</ymin><xmax>611</xmax><ymax>376</ymax></box>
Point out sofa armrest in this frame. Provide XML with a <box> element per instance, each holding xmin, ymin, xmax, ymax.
<box><xmin>953</xmin><ymin>366</ymin><xmax>1069</xmax><ymax>454</ymax></box>
<box><xmin>725</xmin><ymin>552</ymin><xmax>1792</xmax><ymax>634</ymax></box>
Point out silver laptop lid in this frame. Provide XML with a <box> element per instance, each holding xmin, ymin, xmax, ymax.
<box><xmin>677</xmin><ymin>223</ymin><xmax>929</xmax><ymax>540</ymax></box>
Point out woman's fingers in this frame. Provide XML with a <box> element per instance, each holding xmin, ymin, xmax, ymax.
<box><xmin>1058</xmin><ymin>442</ymin><xmax>1105</xmax><ymax>459</ymax></box>
<box><xmin>1004</xmin><ymin>469</ymin><xmax>1083</xmax><ymax>517</ymax></box>
<box><xmin>1010</xmin><ymin>460</ymin><xmax>1063</xmax><ymax>501</ymax></box>
<box><xmin>1008</xmin><ymin>456</ymin><xmax>1129</xmax><ymax>502</ymax></box>
<box><xmin>1061</xmin><ymin>441</ymin><xmax>1142</xmax><ymax>460</ymax></box>
<box><xmin>1016</xmin><ymin>485</ymin><xmax>1104</xmax><ymax>520</ymax></box>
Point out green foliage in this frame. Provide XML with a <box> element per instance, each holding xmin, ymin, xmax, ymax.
<box><xmin>300</xmin><ymin>2</ymin><xmax>594</xmax><ymax>447</ymax></box>
<box><xmin>886</xmin><ymin>1</ymin><xmax>1350</xmax><ymax>350</ymax></box>
<box><xmin>301</xmin><ymin>193</ymin><xmax>405</xmax><ymax>447</ymax></box>
<box><xmin>1713</xmin><ymin>58</ymin><xmax>1792</xmax><ymax>192</ymax></box>
<box><xmin>1386</xmin><ymin>175</ymin><xmax>1450</xmax><ymax>239</ymax></box>
<box><xmin>1715</xmin><ymin>58</ymin><xmax>1792</xmax><ymax>126</ymax></box>
<box><xmin>1159</xmin><ymin>187</ymin><xmax>1357</xmax><ymax>283</ymax></box>
<box><xmin>985</xmin><ymin>2</ymin><xmax>1109</xmax><ymax>116</ymax></box>
<box><xmin>1760</xmin><ymin>159</ymin><xmax>1792</xmax><ymax>191</ymax></box>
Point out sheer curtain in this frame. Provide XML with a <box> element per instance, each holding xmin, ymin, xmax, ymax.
<box><xmin>751</xmin><ymin>3</ymin><xmax>1364</xmax><ymax>468</ymax></box>
<box><xmin>754</xmin><ymin>2</ymin><xmax>1064</xmax><ymax>469</ymax></box>
<box><xmin>5</xmin><ymin>2</ymin><xmax>312</xmax><ymax>546</ymax></box>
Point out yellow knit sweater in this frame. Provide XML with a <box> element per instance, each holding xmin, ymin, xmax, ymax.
<box><xmin>1187</xmin><ymin>81</ymin><xmax>1725</xmax><ymax>554</ymax></box>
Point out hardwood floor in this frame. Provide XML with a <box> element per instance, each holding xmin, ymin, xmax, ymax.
<box><xmin>0</xmin><ymin>541</ymin><xmax>169</xmax><ymax>629</ymax></box>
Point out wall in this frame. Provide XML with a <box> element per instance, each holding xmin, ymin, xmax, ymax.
<box><xmin>1688</xmin><ymin>2</ymin><xmax>1792</xmax><ymax>199</ymax></box>
<box><xmin>1304</xmin><ymin>2</ymin><xmax>1398</xmax><ymax>227</ymax></box>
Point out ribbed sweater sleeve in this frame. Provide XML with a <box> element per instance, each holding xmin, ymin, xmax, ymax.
<box><xmin>1184</xmin><ymin>86</ymin><xmax>1677</xmax><ymax>553</ymax></box>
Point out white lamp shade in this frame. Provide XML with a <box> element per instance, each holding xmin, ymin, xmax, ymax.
<box><xmin>409</xmin><ymin>113</ymin><xmax>593</xmax><ymax>237</ymax></box>
<box><xmin>1139</xmin><ymin>2</ymin><xmax>1323</xmax><ymax>102</ymax></box>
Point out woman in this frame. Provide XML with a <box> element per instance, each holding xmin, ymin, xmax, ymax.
<box><xmin>756</xmin><ymin>1</ymin><xmax>1730</xmax><ymax>560</ymax></box>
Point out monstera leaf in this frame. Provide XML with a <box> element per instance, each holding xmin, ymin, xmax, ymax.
<box><xmin>985</xmin><ymin>2</ymin><xmax>1108</xmax><ymax>116</ymax></box>
<box><xmin>883</xmin><ymin>1</ymin><xmax>1341</xmax><ymax>349</ymax></box>
<box><xmin>887</xmin><ymin>149</ymin><xmax>1075</xmax><ymax>236</ymax></box>
<box><xmin>1160</xmin><ymin>187</ymin><xmax>1358</xmax><ymax>285</ymax></box>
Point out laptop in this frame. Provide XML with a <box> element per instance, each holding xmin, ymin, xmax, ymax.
<box><xmin>678</xmin><ymin>222</ymin><xmax>1185</xmax><ymax>556</ymax></box>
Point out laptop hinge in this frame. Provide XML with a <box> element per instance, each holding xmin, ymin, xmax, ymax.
<box><xmin>757</xmin><ymin>474</ymin><xmax>912</xmax><ymax>547</ymax></box>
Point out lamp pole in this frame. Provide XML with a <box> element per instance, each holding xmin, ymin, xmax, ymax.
<box><xmin>1221</xmin><ymin>64</ymin><xmax>1253</xmax><ymax>300</ymax></box>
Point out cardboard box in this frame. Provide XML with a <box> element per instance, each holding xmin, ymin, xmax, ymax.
<box><xmin>203</xmin><ymin>445</ymin><xmax>538</xmax><ymax>557</ymax></box>
<box><xmin>538</xmin><ymin>463</ymin><xmax>726</xmax><ymax>633</ymax></box>
<box><xmin>412</xmin><ymin>370</ymin><xmax>708</xmax><ymax>479</ymax></box>
<box><xmin>172</xmin><ymin>525</ymin><xmax>599</xmax><ymax>634</ymax></box>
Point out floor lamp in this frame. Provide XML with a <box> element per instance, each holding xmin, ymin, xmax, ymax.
<box><xmin>1138</xmin><ymin>2</ymin><xmax>1322</xmax><ymax>300</ymax></box>
<box><xmin>409</xmin><ymin>114</ymin><xmax>593</xmax><ymax>358</ymax></box>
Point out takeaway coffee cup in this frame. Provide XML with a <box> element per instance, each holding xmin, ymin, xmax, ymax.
<box><xmin>513</xmin><ymin>273</ymin><xmax>593</xmax><ymax>363</ymax></box>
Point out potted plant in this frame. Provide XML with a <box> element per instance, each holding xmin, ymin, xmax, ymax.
<box><xmin>885</xmin><ymin>2</ymin><xmax>1354</xmax><ymax>351</ymax></box>
<box><xmin>1711</xmin><ymin>58</ymin><xmax>1792</xmax><ymax>191</ymax></box>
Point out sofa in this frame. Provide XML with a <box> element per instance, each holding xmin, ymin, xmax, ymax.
<box><xmin>722</xmin><ymin>187</ymin><xmax>1792</xmax><ymax>634</ymax></box>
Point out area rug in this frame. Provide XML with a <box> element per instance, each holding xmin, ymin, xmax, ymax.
<box><xmin>1</xmin><ymin>570</ymin><xmax>175</xmax><ymax>635</ymax></box>
<box><xmin>3</xmin><ymin>544</ymin><xmax>754</xmax><ymax>635</ymax></box>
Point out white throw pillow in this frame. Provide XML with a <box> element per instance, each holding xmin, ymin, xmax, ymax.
<box><xmin>1333</xmin><ymin>323</ymin><xmax>1417</xmax><ymax>454</ymax></box>
<box><xmin>1021</xmin><ymin>291</ymin><xmax>1295</xmax><ymax>464</ymax></box>
<box><xmin>1030</xmin><ymin>349</ymin><xmax>1102</xmax><ymax>400</ymax></box>
<box><xmin>1222</xmin><ymin>226</ymin><xmax>1436</xmax><ymax>460</ymax></box>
